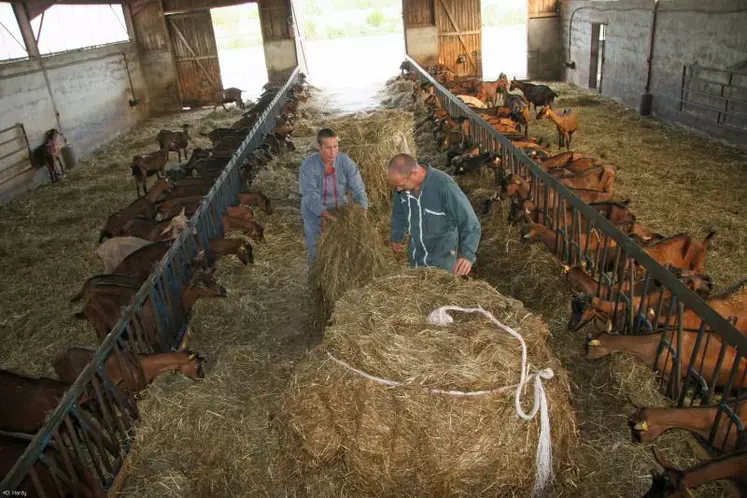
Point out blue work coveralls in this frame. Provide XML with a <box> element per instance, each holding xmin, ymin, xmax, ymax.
<box><xmin>391</xmin><ymin>164</ymin><xmax>481</xmax><ymax>272</ymax></box>
<box><xmin>299</xmin><ymin>152</ymin><xmax>369</xmax><ymax>264</ymax></box>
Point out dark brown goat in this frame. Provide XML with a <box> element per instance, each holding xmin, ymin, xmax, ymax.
<box><xmin>53</xmin><ymin>346</ymin><xmax>206</xmax><ymax>393</ymax></box>
<box><xmin>643</xmin><ymin>448</ymin><xmax>747</xmax><ymax>497</ymax></box>
<box><xmin>131</xmin><ymin>148</ymin><xmax>170</xmax><ymax>197</ymax></box>
<box><xmin>99</xmin><ymin>179</ymin><xmax>171</xmax><ymax>242</ymax></box>
<box><xmin>0</xmin><ymin>369</ymin><xmax>70</xmax><ymax>433</ymax></box>
<box><xmin>156</xmin><ymin>124</ymin><xmax>191</xmax><ymax>162</ymax></box>
<box><xmin>223</xmin><ymin>215</ymin><xmax>264</xmax><ymax>242</ymax></box>
<box><xmin>30</xmin><ymin>128</ymin><xmax>67</xmax><ymax>183</ymax></box>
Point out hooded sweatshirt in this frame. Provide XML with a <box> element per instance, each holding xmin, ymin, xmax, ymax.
<box><xmin>391</xmin><ymin>164</ymin><xmax>481</xmax><ymax>271</ymax></box>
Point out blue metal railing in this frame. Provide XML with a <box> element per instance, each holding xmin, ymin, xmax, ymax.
<box><xmin>1</xmin><ymin>67</ymin><xmax>301</xmax><ymax>495</ymax></box>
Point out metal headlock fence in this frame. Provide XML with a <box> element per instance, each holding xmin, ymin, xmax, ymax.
<box><xmin>404</xmin><ymin>55</ymin><xmax>746</xmax><ymax>455</ymax></box>
<box><xmin>0</xmin><ymin>66</ymin><xmax>301</xmax><ymax>496</ymax></box>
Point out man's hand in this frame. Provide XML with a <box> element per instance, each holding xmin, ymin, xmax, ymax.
<box><xmin>321</xmin><ymin>210</ymin><xmax>337</xmax><ymax>222</ymax></box>
<box><xmin>453</xmin><ymin>258</ymin><xmax>473</xmax><ymax>276</ymax></box>
<box><xmin>391</xmin><ymin>242</ymin><xmax>404</xmax><ymax>254</ymax></box>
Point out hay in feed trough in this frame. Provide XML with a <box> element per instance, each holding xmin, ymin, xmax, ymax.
<box><xmin>311</xmin><ymin>205</ymin><xmax>394</xmax><ymax>306</ymax></box>
<box><xmin>327</xmin><ymin>110</ymin><xmax>415</xmax><ymax>205</ymax></box>
<box><xmin>278</xmin><ymin>268</ymin><xmax>578</xmax><ymax>497</ymax></box>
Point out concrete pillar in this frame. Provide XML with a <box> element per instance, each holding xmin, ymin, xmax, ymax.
<box><xmin>258</xmin><ymin>0</ymin><xmax>298</xmax><ymax>83</ymax></box>
<box><xmin>404</xmin><ymin>26</ymin><xmax>439</xmax><ymax>67</ymax></box>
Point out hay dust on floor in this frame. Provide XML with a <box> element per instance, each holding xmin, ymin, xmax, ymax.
<box><xmin>529</xmin><ymin>83</ymin><xmax>747</xmax><ymax>293</ymax></box>
<box><xmin>0</xmin><ymin>106</ymin><xmax>245</xmax><ymax>377</ymax></box>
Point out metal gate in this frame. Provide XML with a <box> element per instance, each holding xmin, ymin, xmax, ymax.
<box><xmin>435</xmin><ymin>0</ymin><xmax>482</xmax><ymax>78</ymax></box>
<box><xmin>166</xmin><ymin>10</ymin><xmax>223</xmax><ymax>107</ymax></box>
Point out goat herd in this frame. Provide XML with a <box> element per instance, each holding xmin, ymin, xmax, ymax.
<box><xmin>403</xmin><ymin>63</ymin><xmax>747</xmax><ymax>496</ymax></box>
<box><xmin>0</xmin><ymin>78</ymin><xmax>309</xmax><ymax>496</ymax></box>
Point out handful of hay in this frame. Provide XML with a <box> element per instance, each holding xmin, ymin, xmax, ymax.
<box><xmin>278</xmin><ymin>268</ymin><xmax>578</xmax><ymax>497</ymax></box>
<box><xmin>311</xmin><ymin>205</ymin><xmax>394</xmax><ymax>305</ymax></box>
<box><xmin>327</xmin><ymin>110</ymin><xmax>415</xmax><ymax>205</ymax></box>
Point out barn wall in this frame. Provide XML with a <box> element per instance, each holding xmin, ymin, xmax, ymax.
<box><xmin>0</xmin><ymin>42</ymin><xmax>148</xmax><ymax>202</ymax></box>
<box><xmin>561</xmin><ymin>0</ymin><xmax>747</xmax><ymax>147</ymax></box>
<box><xmin>403</xmin><ymin>0</ymin><xmax>439</xmax><ymax>67</ymax></box>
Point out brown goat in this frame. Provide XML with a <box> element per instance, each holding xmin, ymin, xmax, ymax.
<box><xmin>645</xmin><ymin>448</ymin><xmax>747</xmax><ymax>497</ymax></box>
<box><xmin>537</xmin><ymin>106</ymin><xmax>578</xmax><ymax>150</ymax></box>
<box><xmin>223</xmin><ymin>215</ymin><xmax>265</xmax><ymax>242</ymax></box>
<box><xmin>156</xmin><ymin>124</ymin><xmax>191</xmax><ymax>162</ymax></box>
<box><xmin>628</xmin><ymin>401</ymin><xmax>747</xmax><ymax>453</ymax></box>
<box><xmin>0</xmin><ymin>369</ymin><xmax>70</xmax><ymax>433</ymax></box>
<box><xmin>53</xmin><ymin>346</ymin><xmax>206</xmax><ymax>393</ymax></box>
<box><xmin>640</xmin><ymin>231</ymin><xmax>716</xmax><ymax>273</ymax></box>
<box><xmin>99</xmin><ymin>179</ymin><xmax>171</xmax><ymax>242</ymax></box>
<box><xmin>132</xmin><ymin>148</ymin><xmax>170</xmax><ymax>197</ymax></box>
<box><xmin>556</xmin><ymin>165</ymin><xmax>616</xmax><ymax>193</ymax></box>
<box><xmin>214</xmin><ymin>87</ymin><xmax>245</xmax><ymax>111</ymax></box>
<box><xmin>75</xmin><ymin>270</ymin><xmax>227</xmax><ymax>345</ymax></box>
<box><xmin>1</xmin><ymin>433</ymin><xmax>105</xmax><ymax>498</ymax></box>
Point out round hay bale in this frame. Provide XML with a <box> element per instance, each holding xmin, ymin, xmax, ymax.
<box><xmin>278</xmin><ymin>268</ymin><xmax>578</xmax><ymax>497</ymax></box>
<box><xmin>327</xmin><ymin>110</ymin><xmax>415</xmax><ymax>205</ymax></box>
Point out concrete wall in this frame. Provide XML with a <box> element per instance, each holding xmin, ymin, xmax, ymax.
<box><xmin>263</xmin><ymin>39</ymin><xmax>298</xmax><ymax>83</ymax></box>
<box><xmin>561</xmin><ymin>0</ymin><xmax>747</xmax><ymax>147</ymax></box>
<box><xmin>0</xmin><ymin>42</ymin><xmax>149</xmax><ymax>202</ymax></box>
<box><xmin>528</xmin><ymin>16</ymin><xmax>562</xmax><ymax>80</ymax></box>
<box><xmin>405</xmin><ymin>26</ymin><xmax>439</xmax><ymax>67</ymax></box>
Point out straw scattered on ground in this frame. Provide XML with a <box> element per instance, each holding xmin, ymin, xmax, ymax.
<box><xmin>0</xmin><ymin>106</ymin><xmax>244</xmax><ymax>377</ymax></box>
<box><xmin>277</xmin><ymin>268</ymin><xmax>578</xmax><ymax>497</ymax></box>
<box><xmin>529</xmin><ymin>82</ymin><xmax>747</xmax><ymax>293</ymax></box>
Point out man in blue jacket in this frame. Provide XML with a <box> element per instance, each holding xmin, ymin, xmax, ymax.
<box><xmin>299</xmin><ymin>128</ymin><xmax>369</xmax><ymax>264</ymax></box>
<box><xmin>388</xmin><ymin>153</ymin><xmax>481</xmax><ymax>276</ymax></box>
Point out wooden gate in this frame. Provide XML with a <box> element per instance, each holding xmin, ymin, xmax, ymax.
<box><xmin>435</xmin><ymin>0</ymin><xmax>482</xmax><ymax>78</ymax></box>
<box><xmin>166</xmin><ymin>10</ymin><xmax>223</xmax><ymax>107</ymax></box>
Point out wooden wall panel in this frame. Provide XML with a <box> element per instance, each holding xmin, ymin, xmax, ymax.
<box><xmin>403</xmin><ymin>0</ymin><xmax>434</xmax><ymax>27</ymax></box>
<box><xmin>528</xmin><ymin>0</ymin><xmax>558</xmax><ymax>19</ymax></box>
<box><xmin>259</xmin><ymin>0</ymin><xmax>290</xmax><ymax>41</ymax></box>
<box><xmin>435</xmin><ymin>0</ymin><xmax>481</xmax><ymax>78</ymax></box>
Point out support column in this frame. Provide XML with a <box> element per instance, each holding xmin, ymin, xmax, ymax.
<box><xmin>12</xmin><ymin>2</ymin><xmax>40</xmax><ymax>57</ymax></box>
<box><xmin>403</xmin><ymin>0</ymin><xmax>439</xmax><ymax>67</ymax></box>
<box><xmin>258</xmin><ymin>0</ymin><xmax>299</xmax><ymax>83</ymax></box>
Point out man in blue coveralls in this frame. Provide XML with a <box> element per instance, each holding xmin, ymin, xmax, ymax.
<box><xmin>299</xmin><ymin>128</ymin><xmax>369</xmax><ymax>265</ymax></box>
<box><xmin>388</xmin><ymin>153</ymin><xmax>481</xmax><ymax>276</ymax></box>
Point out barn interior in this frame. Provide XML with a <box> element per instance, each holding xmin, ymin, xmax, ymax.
<box><xmin>1</xmin><ymin>0</ymin><xmax>747</xmax><ymax>497</ymax></box>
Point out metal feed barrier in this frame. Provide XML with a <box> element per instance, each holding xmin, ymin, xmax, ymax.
<box><xmin>404</xmin><ymin>55</ymin><xmax>746</xmax><ymax>455</ymax></box>
<box><xmin>1</xmin><ymin>67</ymin><xmax>301</xmax><ymax>496</ymax></box>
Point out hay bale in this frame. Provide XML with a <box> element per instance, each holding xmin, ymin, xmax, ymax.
<box><xmin>311</xmin><ymin>205</ymin><xmax>397</xmax><ymax>306</ymax></box>
<box><xmin>278</xmin><ymin>268</ymin><xmax>578</xmax><ymax>497</ymax></box>
<box><xmin>327</xmin><ymin>110</ymin><xmax>415</xmax><ymax>205</ymax></box>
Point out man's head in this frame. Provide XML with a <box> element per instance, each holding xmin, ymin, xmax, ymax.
<box><xmin>387</xmin><ymin>153</ymin><xmax>426</xmax><ymax>192</ymax></box>
<box><xmin>317</xmin><ymin>128</ymin><xmax>339</xmax><ymax>165</ymax></box>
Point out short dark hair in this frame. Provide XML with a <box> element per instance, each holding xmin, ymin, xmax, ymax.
<box><xmin>316</xmin><ymin>128</ymin><xmax>337</xmax><ymax>145</ymax></box>
<box><xmin>388</xmin><ymin>153</ymin><xmax>418</xmax><ymax>176</ymax></box>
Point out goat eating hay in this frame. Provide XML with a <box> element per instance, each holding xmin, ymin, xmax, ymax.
<box><xmin>277</xmin><ymin>268</ymin><xmax>578</xmax><ymax>497</ymax></box>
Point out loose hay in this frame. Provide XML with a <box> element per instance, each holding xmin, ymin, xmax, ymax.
<box><xmin>311</xmin><ymin>205</ymin><xmax>395</xmax><ymax>306</ymax></box>
<box><xmin>278</xmin><ymin>268</ymin><xmax>578</xmax><ymax>497</ymax></box>
<box><xmin>327</xmin><ymin>110</ymin><xmax>415</xmax><ymax>204</ymax></box>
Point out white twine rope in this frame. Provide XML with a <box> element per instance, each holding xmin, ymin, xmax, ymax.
<box><xmin>327</xmin><ymin>305</ymin><xmax>555</xmax><ymax>497</ymax></box>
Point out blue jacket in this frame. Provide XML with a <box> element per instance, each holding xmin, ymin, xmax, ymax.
<box><xmin>299</xmin><ymin>152</ymin><xmax>368</xmax><ymax>218</ymax></box>
<box><xmin>391</xmin><ymin>164</ymin><xmax>481</xmax><ymax>271</ymax></box>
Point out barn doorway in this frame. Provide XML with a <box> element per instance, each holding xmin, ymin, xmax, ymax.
<box><xmin>588</xmin><ymin>22</ymin><xmax>606</xmax><ymax>92</ymax></box>
<box><xmin>297</xmin><ymin>0</ymin><xmax>406</xmax><ymax>112</ymax></box>
<box><xmin>211</xmin><ymin>4</ymin><xmax>268</xmax><ymax>103</ymax></box>
<box><xmin>481</xmin><ymin>0</ymin><xmax>528</xmax><ymax>81</ymax></box>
